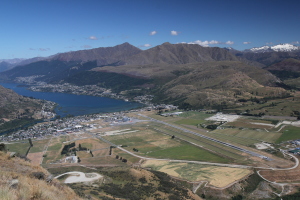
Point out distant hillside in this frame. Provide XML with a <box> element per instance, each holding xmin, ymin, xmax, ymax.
<box><xmin>0</xmin><ymin>61</ymin><xmax>12</xmax><ymax>72</ymax></box>
<box><xmin>0</xmin><ymin>42</ymin><xmax>295</xmax><ymax>110</ymax></box>
<box><xmin>0</xmin><ymin>60</ymin><xmax>98</xmax><ymax>83</ymax></box>
<box><xmin>94</xmin><ymin>60</ymin><xmax>287</xmax><ymax>108</ymax></box>
<box><xmin>122</xmin><ymin>42</ymin><xmax>238</xmax><ymax>65</ymax></box>
<box><xmin>235</xmin><ymin>50</ymin><xmax>300</xmax><ymax>66</ymax></box>
<box><xmin>265</xmin><ymin>58</ymin><xmax>300</xmax><ymax>72</ymax></box>
<box><xmin>0</xmin><ymin>85</ymin><xmax>44</xmax><ymax>120</ymax></box>
<box><xmin>0</xmin><ymin>85</ymin><xmax>52</xmax><ymax>133</ymax></box>
<box><xmin>52</xmin><ymin>42</ymin><xmax>142</xmax><ymax>65</ymax></box>
<box><xmin>264</xmin><ymin>58</ymin><xmax>300</xmax><ymax>89</ymax></box>
<box><xmin>0</xmin><ymin>57</ymin><xmax>46</xmax><ymax>72</ymax></box>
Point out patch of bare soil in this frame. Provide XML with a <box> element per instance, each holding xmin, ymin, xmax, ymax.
<box><xmin>27</xmin><ymin>152</ymin><xmax>44</xmax><ymax>165</ymax></box>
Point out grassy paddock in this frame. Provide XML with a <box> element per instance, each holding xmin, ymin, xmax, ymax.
<box><xmin>6</xmin><ymin>141</ymin><xmax>30</xmax><ymax>154</ymax></box>
<box><xmin>147</xmin><ymin>143</ymin><xmax>228</xmax><ymax>163</ymax></box>
<box><xmin>276</xmin><ymin>126</ymin><xmax>300</xmax><ymax>143</ymax></box>
<box><xmin>29</xmin><ymin>139</ymin><xmax>50</xmax><ymax>153</ymax></box>
<box><xmin>174</xmin><ymin>118</ymin><xmax>206</xmax><ymax>126</ymax></box>
<box><xmin>105</xmin><ymin>128</ymin><xmax>229</xmax><ymax>163</ymax></box>
<box><xmin>213</xmin><ymin>128</ymin><xmax>281</xmax><ymax>143</ymax></box>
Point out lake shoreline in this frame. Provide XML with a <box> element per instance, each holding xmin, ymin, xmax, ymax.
<box><xmin>0</xmin><ymin>82</ymin><xmax>145</xmax><ymax>118</ymax></box>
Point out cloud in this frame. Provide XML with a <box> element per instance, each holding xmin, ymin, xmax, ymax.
<box><xmin>171</xmin><ymin>30</ymin><xmax>179</xmax><ymax>36</ymax></box>
<box><xmin>188</xmin><ymin>40</ymin><xmax>221</xmax><ymax>47</ymax></box>
<box><xmin>139</xmin><ymin>44</ymin><xmax>152</xmax><ymax>48</ymax></box>
<box><xmin>29</xmin><ymin>48</ymin><xmax>51</xmax><ymax>51</ymax></box>
<box><xmin>243</xmin><ymin>41</ymin><xmax>251</xmax><ymax>44</ymax></box>
<box><xmin>188</xmin><ymin>40</ymin><xmax>234</xmax><ymax>47</ymax></box>
<box><xmin>65</xmin><ymin>45</ymin><xmax>76</xmax><ymax>49</ymax></box>
<box><xmin>225</xmin><ymin>41</ymin><xmax>234</xmax><ymax>45</ymax></box>
<box><xmin>88</xmin><ymin>36</ymin><xmax>98</xmax><ymax>40</ymax></box>
<box><xmin>150</xmin><ymin>31</ymin><xmax>157</xmax><ymax>36</ymax></box>
<box><xmin>81</xmin><ymin>45</ymin><xmax>92</xmax><ymax>49</ymax></box>
<box><xmin>39</xmin><ymin>48</ymin><xmax>50</xmax><ymax>51</ymax></box>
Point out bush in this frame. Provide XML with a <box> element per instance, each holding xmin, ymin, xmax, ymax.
<box><xmin>31</xmin><ymin>172</ymin><xmax>45</xmax><ymax>180</ymax></box>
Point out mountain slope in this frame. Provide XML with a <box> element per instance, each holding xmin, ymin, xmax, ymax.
<box><xmin>0</xmin><ymin>42</ymin><xmax>293</xmax><ymax>110</ymax></box>
<box><xmin>152</xmin><ymin>61</ymin><xmax>286</xmax><ymax>108</ymax></box>
<box><xmin>0</xmin><ymin>62</ymin><xmax>12</xmax><ymax>72</ymax></box>
<box><xmin>122</xmin><ymin>42</ymin><xmax>238</xmax><ymax>65</ymax></box>
<box><xmin>94</xmin><ymin>60</ymin><xmax>286</xmax><ymax>108</ymax></box>
<box><xmin>264</xmin><ymin>58</ymin><xmax>300</xmax><ymax>72</ymax></box>
<box><xmin>0</xmin><ymin>60</ymin><xmax>99</xmax><ymax>83</ymax></box>
<box><xmin>52</xmin><ymin>42</ymin><xmax>142</xmax><ymax>65</ymax></box>
<box><xmin>264</xmin><ymin>58</ymin><xmax>300</xmax><ymax>89</ymax></box>
<box><xmin>0</xmin><ymin>85</ymin><xmax>44</xmax><ymax>121</ymax></box>
<box><xmin>232</xmin><ymin>44</ymin><xmax>300</xmax><ymax>66</ymax></box>
<box><xmin>247</xmin><ymin>43</ymin><xmax>300</xmax><ymax>53</ymax></box>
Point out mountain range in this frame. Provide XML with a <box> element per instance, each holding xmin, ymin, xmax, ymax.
<box><xmin>0</xmin><ymin>42</ymin><xmax>299</xmax><ymax>110</ymax></box>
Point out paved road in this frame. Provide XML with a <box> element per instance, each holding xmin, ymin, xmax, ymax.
<box><xmin>138</xmin><ymin>114</ymin><xmax>269</xmax><ymax>159</ymax></box>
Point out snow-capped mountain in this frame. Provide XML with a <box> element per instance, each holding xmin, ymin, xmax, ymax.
<box><xmin>247</xmin><ymin>43</ymin><xmax>300</xmax><ymax>53</ymax></box>
<box><xmin>271</xmin><ymin>43</ymin><xmax>299</xmax><ymax>52</ymax></box>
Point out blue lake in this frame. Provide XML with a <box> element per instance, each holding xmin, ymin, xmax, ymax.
<box><xmin>0</xmin><ymin>83</ymin><xmax>143</xmax><ymax>117</ymax></box>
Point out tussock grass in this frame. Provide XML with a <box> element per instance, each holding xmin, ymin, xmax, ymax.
<box><xmin>0</xmin><ymin>151</ymin><xmax>82</xmax><ymax>200</ymax></box>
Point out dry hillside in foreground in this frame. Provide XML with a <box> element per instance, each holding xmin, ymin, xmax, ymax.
<box><xmin>0</xmin><ymin>151</ymin><xmax>83</xmax><ymax>200</ymax></box>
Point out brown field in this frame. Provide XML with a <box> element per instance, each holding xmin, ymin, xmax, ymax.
<box><xmin>74</xmin><ymin>138</ymin><xmax>110</xmax><ymax>150</ymax></box>
<box><xmin>259</xmin><ymin>160</ymin><xmax>300</xmax><ymax>183</ymax></box>
<box><xmin>27</xmin><ymin>152</ymin><xmax>44</xmax><ymax>165</ymax></box>
<box><xmin>76</xmin><ymin>151</ymin><xmax>93</xmax><ymax>159</ymax></box>
<box><xmin>79</xmin><ymin>156</ymin><xmax>128</xmax><ymax>166</ymax></box>
<box><xmin>142</xmin><ymin>160</ymin><xmax>251</xmax><ymax>188</ymax></box>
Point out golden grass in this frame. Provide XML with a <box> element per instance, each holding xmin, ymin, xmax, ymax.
<box><xmin>0</xmin><ymin>151</ymin><xmax>82</xmax><ymax>200</ymax></box>
<box><xmin>142</xmin><ymin>160</ymin><xmax>251</xmax><ymax>188</ymax></box>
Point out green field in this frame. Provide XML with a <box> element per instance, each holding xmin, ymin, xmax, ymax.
<box><xmin>152</xmin><ymin>124</ymin><xmax>249</xmax><ymax>161</ymax></box>
<box><xmin>178</xmin><ymin>111</ymin><xmax>214</xmax><ymax>119</ymax></box>
<box><xmin>276</xmin><ymin>126</ymin><xmax>300</xmax><ymax>143</ymax></box>
<box><xmin>104</xmin><ymin>128</ymin><xmax>229</xmax><ymax>163</ymax></box>
<box><xmin>30</xmin><ymin>139</ymin><xmax>50</xmax><ymax>153</ymax></box>
<box><xmin>7</xmin><ymin>138</ymin><xmax>53</xmax><ymax>155</ymax></box>
<box><xmin>147</xmin><ymin>143</ymin><xmax>228</xmax><ymax>163</ymax></box>
<box><xmin>225</xmin><ymin>96</ymin><xmax>300</xmax><ymax>117</ymax></box>
<box><xmin>47</xmin><ymin>142</ymin><xmax>63</xmax><ymax>151</ymax></box>
<box><xmin>212</xmin><ymin>128</ymin><xmax>281</xmax><ymax>143</ymax></box>
<box><xmin>6</xmin><ymin>141</ymin><xmax>30</xmax><ymax>154</ymax></box>
<box><xmin>174</xmin><ymin>118</ymin><xmax>205</xmax><ymax>126</ymax></box>
<box><xmin>174</xmin><ymin>111</ymin><xmax>214</xmax><ymax>126</ymax></box>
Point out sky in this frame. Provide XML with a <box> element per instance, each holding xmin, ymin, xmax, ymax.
<box><xmin>1</xmin><ymin>0</ymin><xmax>300</xmax><ymax>59</ymax></box>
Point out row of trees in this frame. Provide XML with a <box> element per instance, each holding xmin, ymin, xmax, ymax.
<box><xmin>115</xmin><ymin>155</ymin><xmax>127</xmax><ymax>163</ymax></box>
